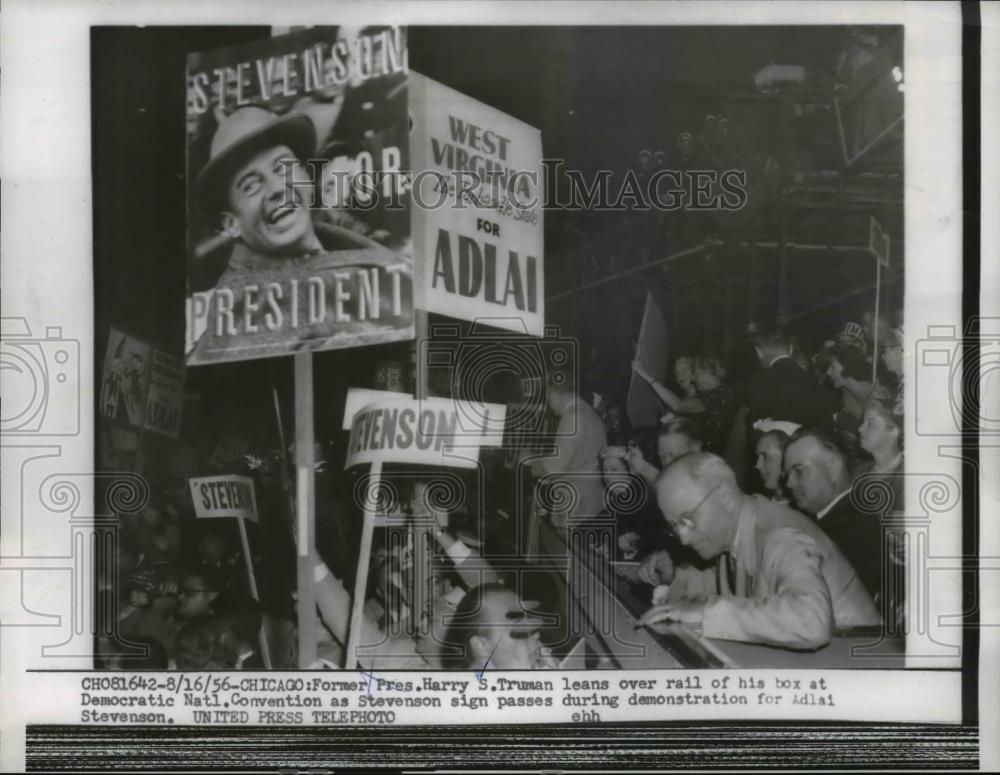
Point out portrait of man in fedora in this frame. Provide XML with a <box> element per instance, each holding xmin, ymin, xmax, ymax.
<box><xmin>185</xmin><ymin>104</ymin><xmax>414</xmax><ymax>364</ymax></box>
<box><xmin>196</xmin><ymin>105</ymin><xmax>382</xmax><ymax>268</ymax></box>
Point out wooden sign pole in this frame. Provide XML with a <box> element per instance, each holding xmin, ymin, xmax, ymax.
<box><xmin>412</xmin><ymin>310</ymin><xmax>432</xmax><ymax>636</ymax></box>
<box><xmin>294</xmin><ymin>352</ymin><xmax>318</xmax><ymax>669</ymax></box>
<box><xmin>236</xmin><ymin>516</ymin><xmax>272</xmax><ymax>668</ymax></box>
<box><xmin>872</xmin><ymin>259</ymin><xmax>881</xmax><ymax>386</ymax></box>
<box><xmin>346</xmin><ymin>460</ymin><xmax>381</xmax><ymax>667</ymax></box>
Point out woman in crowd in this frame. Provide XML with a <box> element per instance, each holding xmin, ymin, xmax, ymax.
<box><xmin>753</xmin><ymin>428</ymin><xmax>792</xmax><ymax>504</ymax></box>
<box><xmin>630</xmin><ymin>354</ymin><xmax>737</xmax><ymax>455</ymax></box>
<box><xmin>827</xmin><ymin>345</ymin><xmax>875</xmax><ymax>418</ymax></box>
<box><xmin>826</xmin><ymin>344</ymin><xmax>888</xmax><ymax>453</ymax></box>
<box><xmin>673</xmin><ymin>356</ymin><xmax>698</xmax><ymax>399</ymax></box>
<box><xmin>855</xmin><ymin>397</ymin><xmax>906</xmax><ymax>629</ymax></box>
<box><xmin>856</xmin><ymin>397</ymin><xmax>904</xmax><ymax>509</ymax></box>
<box><xmin>880</xmin><ymin>327</ymin><xmax>905</xmax><ymax>414</ymax></box>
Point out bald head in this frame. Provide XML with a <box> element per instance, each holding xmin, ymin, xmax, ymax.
<box><xmin>655</xmin><ymin>453</ymin><xmax>743</xmax><ymax>560</ymax></box>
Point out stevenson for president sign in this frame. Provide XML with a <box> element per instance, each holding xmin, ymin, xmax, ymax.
<box><xmin>184</xmin><ymin>26</ymin><xmax>414</xmax><ymax>365</ymax></box>
<box><xmin>409</xmin><ymin>74</ymin><xmax>544</xmax><ymax>337</ymax></box>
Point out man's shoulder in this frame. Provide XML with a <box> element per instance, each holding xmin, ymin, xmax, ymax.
<box><xmin>748</xmin><ymin>363</ymin><xmax>794</xmax><ymax>397</ymax></box>
<box><xmin>825</xmin><ymin>492</ymin><xmax>866</xmax><ymax>522</ymax></box>
<box><xmin>753</xmin><ymin>495</ymin><xmax>814</xmax><ymax>532</ymax></box>
<box><xmin>578</xmin><ymin>397</ymin><xmax>604</xmax><ymax>423</ymax></box>
<box><xmin>768</xmin><ymin>358</ymin><xmax>815</xmax><ymax>388</ymax></box>
<box><xmin>751</xmin><ymin>495</ymin><xmax>826</xmax><ymax>552</ymax></box>
<box><xmin>565</xmin><ymin>398</ymin><xmax>604</xmax><ymax>439</ymax></box>
<box><xmin>823</xmin><ymin>494</ymin><xmax>879</xmax><ymax>536</ymax></box>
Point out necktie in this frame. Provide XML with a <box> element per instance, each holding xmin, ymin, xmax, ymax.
<box><xmin>724</xmin><ymin>552</ymin><xmax>738</xmax><ymax>595</ymax></box>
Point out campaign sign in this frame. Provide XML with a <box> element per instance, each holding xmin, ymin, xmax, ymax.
<box><xmin>144</xmin><ymin>349</ymin><xmax>184</xmax><ymax>438</ymax></box>
<box><xmin>409</xmin><ymin>74</ymin><xmax>544</xmax><ymax>337</ymax></box>
<box><xmin>99</xmin><ymin>327</ymin><xmax>153</xmax><ymax>428</ymax></box>
<box><xmin>344</xmin><ymin>396</ymin><xmax>506</xmax><ymax>470</ymax></box>
<box><xmin>189</xmin><ymin>475</ymin><xmax>259</xmax><ymax>523</ymax></box>
<box><xmin>869</xmin><ymin>216</ymin><xmax>891</xmax><ymax>268</ymax></box>
<box><xmin>185</xmin><ymin>26</ymin><xmax>414</xmax><ymax>364</ymax></box>
<box><xmin>627</xmin><ymin>293</ymin><xmax>669</xmax><ymax>428</ymax></box>
<box><xmin>374</xmin><ymin>359</ymin><xmax>408</xmax><ymax>392</ymax></box>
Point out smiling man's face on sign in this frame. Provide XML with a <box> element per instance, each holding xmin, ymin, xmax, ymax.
<box><xmin>222</xmin><ymin>144</ymin><xmax>320</xmax><ymax>256</ymax></box>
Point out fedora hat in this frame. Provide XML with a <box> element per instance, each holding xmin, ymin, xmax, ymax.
<box><xmin>196</xmin><ymin>106</ymin><xmax>317</xmax><ymax>221</ymax></box>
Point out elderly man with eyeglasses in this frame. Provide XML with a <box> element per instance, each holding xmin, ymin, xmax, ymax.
<box><xmin>636</xmin><ymin>452</ymin><xmax>879</xmax><ymax>650</ymax></box>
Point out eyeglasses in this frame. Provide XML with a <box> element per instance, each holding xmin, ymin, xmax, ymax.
<box><xmin>504</xmin><ymin>609</ymin><xmax>542</xmax><ymax>640</ymax></box>
<box><xmin>179</xmin><ymin>587</ymin><xmax>207</xmax><ymax>597</ymax></box>
<box><xmin>664</xmin><ymin>484</ymin><xmax>721</xmax><ymax>539</ymax></box>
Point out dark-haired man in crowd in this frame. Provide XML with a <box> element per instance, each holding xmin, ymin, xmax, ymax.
<box><xmin>529</xmin><ymin>369</ymin><xmax>606</xmax><ymax>523</ymax></box>
<box><xmin>783</xmin><ymin>428</ymin><xmax>883</xmax><ymax>603</ymax></box>
<box><xmin>446</xmin><ymin>584</ymin><xmax>559</xmax><ymax>670</ymax></box>
<box><xmin>747</xmin><ymin>328</ymin><xmax>838</xmax><ymax>429</ymax></box>
<box><xmin>135</xmin><ymin>566</ymin><xmax>227</xmax><ymax>661</ymax></box>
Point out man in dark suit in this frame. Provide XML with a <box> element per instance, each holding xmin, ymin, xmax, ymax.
<box><xmin>784</xmin><ymin>428</ymin><xmax>883</xmax><ymax>605</ymax></box>
<box><xmin>746</xmin><ymin>328</ymin><xmax>838</xmax><ymax>429</ymax></box>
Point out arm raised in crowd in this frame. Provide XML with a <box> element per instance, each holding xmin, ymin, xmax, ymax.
<box><xmin>632</xmin><ymin>360</ymin><xmax>705</xmax><ymax>414</ymax></box>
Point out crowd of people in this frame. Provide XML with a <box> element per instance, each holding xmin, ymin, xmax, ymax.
<box><xmin>396</xmin><ymin>308</ymin><xmax>907</xmax><ymax>670</ymax></box>
<box><xmin>528</xmin><ymin>308</ymin><xmax>907</xmax><ymax>660</ymax></box>
<box><xmin>97</xmin><ymin>487</ymin><xmax>281</xmax><ymax>670</ymax></box>
<box><xmin>99</xmin><ymin>306</ymin><xmax>905</xmax><ymax>671</ymax></box>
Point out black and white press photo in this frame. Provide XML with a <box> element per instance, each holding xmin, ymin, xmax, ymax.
<box><xmin>92</xmin><ymin>22</ymin><xmax>912</xmax><ymax>675</ymax></box>
<box><xmin>1</xmin><ymin>2</ymin><xmax>993</xmax><ymax>771</ymax></box>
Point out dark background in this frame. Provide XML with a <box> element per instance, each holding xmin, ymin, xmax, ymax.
<box><xmin>93</xmin><ymin>25</ymin><xmax>903</xmax><ymax>376</ymax></box>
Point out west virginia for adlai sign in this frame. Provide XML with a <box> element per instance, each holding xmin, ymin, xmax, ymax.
<box><xmin>409</xmin><ymin>74</ymin><xmax>544</xmax><ymax>337</ymax></box>
<box><xmin>144</xmin><ymin>349</ymin><xmax>184</xmax><ymax>438</ymax></box>
<box><xmin>343</xmin><ymin>392</ymin><xmax>506</xmax><ymax>470</ymax></box>
<box><xmin>99</xmin><ymin>327</ymin><xmax>184</xmax><ymax>438</ymax></box>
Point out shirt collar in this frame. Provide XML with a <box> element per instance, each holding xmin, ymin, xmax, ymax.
<box><xmin>730</xmin><ymin>495</ymin><xmax>755</xmax><ymax>558</ymax></box>
<box><xmin>816</xmin><ymin>489</ymin><xmax>852</xmax><ymax>520</ymax></box>
<box><xmin>874</xmin><ymin>452</ymin><xmax>903</xmax><ymax>473</ymax></box>
<box><xmin>724</xmin><ymin>495</ymin><xmax>761</xmax><ymax>586</ymax></box>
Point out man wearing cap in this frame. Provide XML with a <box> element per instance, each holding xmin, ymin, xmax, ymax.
<box><xmin>188</xmin><ymin>106</ymin><xmax>413</xmax><ymax>362</ymax></box>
